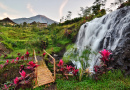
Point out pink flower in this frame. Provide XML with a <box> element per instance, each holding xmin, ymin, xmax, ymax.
<box><xmin>25</xmin><ymin>51</ymin><xmax>29</xmax><ymax>57</ymax></box>
<box><xmin>19</xmin><ymin>70</ymin><xmax>26</xmax><ymax>78</ymax></box>
<box><xmin>16</xmin><ymin>57</ymin><xmax>19</xmax><ymax>61</ymax></box>
<box><xmin>28</xmin><ymin>61</ymin><xmax>39</xmax><ymax>68</ymax></box>
<box><xmin>21</xmin><ymin>56</ymin><xmax>24</xmax><ymax>60</ymax></box>
<box><xmin>66</xmin><ymin>65</ymin><xmax>72</xmax><ymax>71</ymax></box>
<box><xmin>72</xmin><ymin>69</ymin><xmax>79</xmax><ymax>76</ymax></box>
<box><xmin>26</xmin><ymin>66</ymin><xmax>34</xmax><ymax>71</ymax></box>
<box><xmin>6</xmin><ymin>60</ymin><xmax>9</xmax><ymax>63</ymax></box>
<box><xmin>42</xmin><ymin>53</ymin><xmax>46</xmax><ymax>57</ymax></box>
<box><xmin>14</xmin><ymin>77</ymin><xmax>19</xmax><ymax>84</ymax></box>
<box><xmin>11</xmin><ymin>59</ymin><xmax>14</xmax><ymax>63</ymax></box>
<box><xmin>20</xmin><ymin>65</ymin><xmax>24</xmax><ymax>71</ymax></box>
<box><xmin>99</xmin><ymin>49</ymin><xmax>112</xmax><ymax>63</ymax></box>
<box><xmin>26</xmin><ymin>66</ymin><xmax>31</xmax><ymax>69</ymax></box>
<box><xmin>60</xmin><ymin>67</ymin><xmax>64</xmax><ymax>72</ymax></box>
<box><xmin>0</xmin><ymin>64</ymin><xmax>3</xmax><ymax>69</ymax></box>
<box><xmin>4</xmin><ymin>84</ymin><xmax>8</xmax><ymax>89</ymax></box>
<box><xmin>57</xmin><ymin>59</ymin><xmax>64</xmax><ymax>67</ymax></box>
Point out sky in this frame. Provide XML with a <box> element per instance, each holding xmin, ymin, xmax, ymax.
<box><xmin>0</xmin><ymin>0</ymin><xmax>116</xmax><ymax>22</ymax></box>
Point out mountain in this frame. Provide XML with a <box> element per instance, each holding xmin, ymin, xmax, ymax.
<box><xmin>12</xmin><ymin>15</ymin><xmax>58</xmax><ymax>25</ymax></box>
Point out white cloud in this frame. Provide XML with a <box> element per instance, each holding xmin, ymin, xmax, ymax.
<box><xmin>27</xmin><ymin>3</ymin><xmax>37</xmax><ymax>15</ymax></box>
<box><xmin>59</xmin><ymin>0</ymin><xmax>69</xmax><ymax>18</ymax></box>
<box><xmin>0</xmin><ymin>2</ymin><xmax>17</xmax><ymax>13</ymax></box>
<box><xmin>0</xmin><ymin>13</ymin><xmax>20</xmax><ymax>19</ymax></box>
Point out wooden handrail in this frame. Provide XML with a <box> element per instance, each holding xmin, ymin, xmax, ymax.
<box><xmin>43</xmin><ymin>50</ymin><xmax>56</xmax><ymax>81</ymax></box>
<box><xmin>33</xmin><ymin>50</ymin><xmax>38</xmax><ymax>85</ymax></box>
<box><xmin>33</xmin><ymin>50</ymin><xmax>38</xmax><ymax>63</ymax></box>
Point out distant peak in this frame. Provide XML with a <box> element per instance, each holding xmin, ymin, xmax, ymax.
<box><xmin>35</xmin><ymin>15</ymin><xmax>45</xmax><ymax>17</ymax></box>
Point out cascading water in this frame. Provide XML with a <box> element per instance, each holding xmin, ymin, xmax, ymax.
<box><xmin>64</xmin><ymin>6</ymin><xmax>130</xmax><ymax>73</ymax></box>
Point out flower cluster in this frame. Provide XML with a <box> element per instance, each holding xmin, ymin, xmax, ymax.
<box><xmin>13</xmin><ymin>61</ymin><xmax>39</xmax><ymax>89</ymax></box>
<box><xmin>93</xmin><ymin>49</ymin><xmax>113</xmax><ymax>80</ymax></box>
<box><xmin>57</xmin><ymin>59</ymin><xmax>79</xmax><ymax>79</ymax></box>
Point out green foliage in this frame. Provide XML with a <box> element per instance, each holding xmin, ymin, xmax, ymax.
<box><xmin>1</xmin><ymin>41</ymin><xmax>13</xmax><ymax>51</ymax></box>
<box><xmin>59</xmin><ymin>17</ymin><xmax>82</xmax><ymax>26</ymax></box>
<box><xmin>56</xmin><ymin>70</ymin><xmax>130</xmax><ymax>90</ymax></box>
<box><xmin>53</xmin><ymin>47</ymin><xmax>62</xmax><ymax>53</ymax></box>
<box><xmin>0</xmin><ymin>61</ymin><xmax>5</xmax><ymax>64</ymax></box>
<box><xmin>66</xmin><ymin>44</ymin><xmax>74</xmax><ymax>50</ymax></box>
<box><xmin>92</xmin><ymin>4</ymin><xmax>101</xmax><ymax>15</ymax></box>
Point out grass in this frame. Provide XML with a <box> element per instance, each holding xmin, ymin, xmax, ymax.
<box><xmin>56</xmin><ymin>70</ymin><xmax>130</xmax><ymax>90</ymax></box>
<box><xmin>0</xmin><ymin>60</ymin><xmax>5</xmax><ymax>64</ymax></box>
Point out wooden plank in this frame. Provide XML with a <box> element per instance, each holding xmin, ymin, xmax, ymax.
<box><xmin>33</xmin><ymin>58</ymin><xmax>54</xmax><ymax>88</ymax></box>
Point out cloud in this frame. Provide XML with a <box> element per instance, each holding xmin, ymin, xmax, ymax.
<box><xmin>0</xmin><ymin>13</ymin><xmax>20</xmax><ymax>19</ymax></box>
<box><xmin>59</xmin><ymin>0</ymin><xmax>69</xmax><ymax>18</ymax></box>
<box><xmin>27</xmin><ymin>3</ymin><xmax>37</xmax><ymax>15</ymax></box>
<box><xmin>0</xmin><ymin>2</ymin><xmax>17</xmax><ymax>13</ymax></box>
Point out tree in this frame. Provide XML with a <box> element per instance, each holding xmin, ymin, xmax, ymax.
<box><xmin>83</xmin><ymin>6</ymin><xmax>92</xmax><ymax>16</ymax></box>
<box><xmin>60</xmin><ymin>16</ymin><xmax>64</xmax><ymax>23</ymax></box>
<box><xmin>93</xmin><ymin>0</ymin><xmax>107</xmax><ymax>9</ymax></box>
<box><xmin>92</xmin><ymin>4</ymin><xmax>101</xmax><ymax>15</ymax></box>
<box><xmin>78</xmin><ymin>6</ymin><xmax>92</xmax><ymax>17</ymax></box>
<box><xmin>65</xmin><ymin>11</ymin><xmax>72</xmax><ymax>20</ymax></box>
<box><xmin>23</xmin><ymin>22</ymin><xmax>27</xmax><ymax>27</ymax></box>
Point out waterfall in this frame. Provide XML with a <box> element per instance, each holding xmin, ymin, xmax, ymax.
<box><xmin>64</xmin><ymin>6</ymin><xmax>130</xmax><ymax>73</ymax></box>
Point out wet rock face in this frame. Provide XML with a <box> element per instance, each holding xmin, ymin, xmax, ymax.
<box><xmin>111</xmin><ymin>23</ymin><xmax>130</xmax><ymax>75</ymax></box>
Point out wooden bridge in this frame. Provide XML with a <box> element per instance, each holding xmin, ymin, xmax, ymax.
<box><xmin>33</xmin><ymin>50</ymin><xmax>56</xmax><ymax>88</ymax></box>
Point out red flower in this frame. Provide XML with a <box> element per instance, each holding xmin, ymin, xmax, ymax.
<box><xmin>6</xmin><ymin>60</ymin><xmax>9</xmax><ymax>64</ymax></box>
<box><xmin>21</xmin><ymin>56</ymin><xmax>24</xmax><ymax>60</ymax></box>
<box><xmin>3</xmin><ymin>54</ymin><xmax>7</xmax><ymax>58</ymax></box>
<box><xmin>42</xmin><ymin>53</ymin><xmax>46</xmax><ymax>57</ymax></box>
<box><xmin>3</xmin><ymin>84</ymin><xmax>8</xmax><ymax>89</ymax></box>
<box><xmin>72</xmin><ymin>69</ymin><xmax>79</xmax><ymax>76</ymax></box>
<box><xmin>17</xmin><ymin>53</ymin><xmax>20</xmax><ymax>56</ymax></box>
<box><xmin>94</xmin><ymin>65</ymin><xmax>99</xmax><ymax>72</ymax></box>
<box><xmin>25</xmin><ymin>51</ymin><xmax>29</xmax><ymax>57</ymax></box>
<box><xmin>66</xmin><ymin>65</ymin><xmax>72</xmax><ymax>71</ymax></box>
<box><xmin>99</xmin><ymin>49</ymin><xmax>112</xmax><ymax>63</ymax></box>
<box><xmin>26</xmin><ymin>66</ymin><xmax>31</xmax><ymax>69</ymax></box>
<box><xmin>20</xmin><ymin>65</ymin><xmax>24</xmax><ymax>71</ymax></box>
<box><xmin>11</xmin><ymin>59</ymin><xmax>14</xmax><ymax>63</ymax></box>
<box><xmin>19</xmin><ymin>70</ymin><xmax>26</xmax><ymax>78</ymax></box>
<box><xmin>14</xmin><ymin>77</ymin><xmax>19</xmax><ymax>84</ymax></box>
<box><xmin>28</xmin><ymin>61</ymin><xmax>39</xmax><ymax>68</ymax></box>
<box><xmin>26</xmin><ymin>51</ymin><xmax>29</xmax><ymax>55</ymax></box>
<box><xmin>16</xmin><ymin>57</ymin><xmax>19</xmax><ymax>61</ymax></box>
<box><xmin>57</xmin><ymin>59</ymin><xmax>64</xmax><ymax>67</ymax></box>
<box><xmin>60</xmin><ymin>67</ymin><xmax>64</xmax><ymax>72</ymax></box>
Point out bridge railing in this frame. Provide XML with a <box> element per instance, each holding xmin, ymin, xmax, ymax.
<box><xmin>33</xmin><ymin>50</ymin><xmax>38</xmax><ymax>85</ymax></box>
<box><xmin>43</xmin><ymin>50</ymin><xmax>56</xmax><ymax>81</ymax></box>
